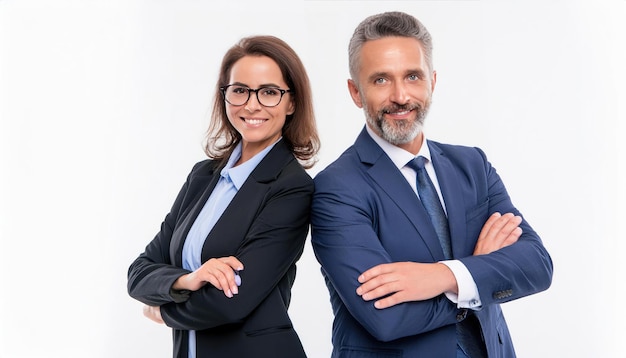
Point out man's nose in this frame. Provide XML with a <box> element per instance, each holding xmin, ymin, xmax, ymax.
<box><xmin>389</xmin><ymin>82</ymin><xmax>410</xmax><ymax>105</ymax></box>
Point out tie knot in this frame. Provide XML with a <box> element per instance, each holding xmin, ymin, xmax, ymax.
<box><xmin>407</xmin><ymin>156</ymin><xmax>428</xmax><ymax>171</ymax></box>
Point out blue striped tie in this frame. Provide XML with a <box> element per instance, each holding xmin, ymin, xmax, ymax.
<box><xmin>407</xmin><ymin>156</ymin><xmax>452</xmax><ymax>259</ymax></box>
<box><xmin>409</xmin><ymin>157</ymin><xmax>487</xmax><ymax>356</ymax></box>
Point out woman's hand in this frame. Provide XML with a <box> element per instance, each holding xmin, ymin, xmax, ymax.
<box><xmin>143</xmin><ymin>305</ymin><xmax>164</xmax><ymax>324</ymax></box>
<box><xmin>173</xmin><ymin>256</ymin><xmax>244</xmax><ymax>298</ymax></box>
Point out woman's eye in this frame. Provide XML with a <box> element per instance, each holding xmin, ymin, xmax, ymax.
<box><xmin>232</xmin><ymin>86</ymin><xmax>248</xmax><ymax>94</ymax></box>
<box><xmin>261</xmin><ymin>88</ymin><xmax>279</xmax><ymax>96</ymax></box>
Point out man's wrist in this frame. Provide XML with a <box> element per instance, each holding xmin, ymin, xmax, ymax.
<box><xmin>440</xmin><ymin>260</ymin><xmax>482</xmax><ymax>309</ymax></box>
<box><xmin>436</xmin><ymin>262</ymin><xmax>458</xmax><ymax>294</ymax></box>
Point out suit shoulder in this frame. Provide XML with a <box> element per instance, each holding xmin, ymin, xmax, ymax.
<box><xmin>429</xmin><ymin>140</ymin><xmax>488</xmax><ymax>163</ymax></box>
<box><xmin>188</xmin><ymin>158</ymin><xmax>219</xmax><ymax>177</ymax></box>
<box><xmin>283</xmin><ymin>158</ymin><xmax>314</xmax><ymax>182</ymax></box>
<box><xmin>313</xmin><ymin>146</ymin><xmax>368</xmax><ymax>193</ymax></box>
<box><xmin>314</xmin><ymin>146</ymin><xmax>359</xmax><ymax>179</ymax></box>
<box><xmin>261</xmin><ymin>155</ymin><xmax>314</xmax><ymax>196</ymax></box>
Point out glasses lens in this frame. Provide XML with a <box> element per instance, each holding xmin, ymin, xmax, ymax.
<box><xmin>256</xmin><ymin>87</ymin><xmax>282</xmax><ymax>107</ymax></box>
<box><xmin>224</xmin><ymin>86</ymin><xmax>249</xmax><ymax>106</ymax></box>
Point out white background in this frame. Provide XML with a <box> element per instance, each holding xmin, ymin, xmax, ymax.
<box><xmin>1</xmin><ymin>1</ymin><xmax>624</xmax><ymax>357</ymax></box>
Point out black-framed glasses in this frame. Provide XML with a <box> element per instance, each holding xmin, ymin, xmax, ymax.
<box><xmin>220</xmin><ymin>84</ymin><xmax>292</xmax><ymax>107</ymax></box>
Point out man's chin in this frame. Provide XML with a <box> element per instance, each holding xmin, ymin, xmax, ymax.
<box><xmin>381</xmin><ymin>130</ymin><xmax>420</xmax><ymax>146</ymax></box>
<box><xmin>380</xmin><ymin>122</ymin><xmax>421</xmax><ymax>144</ymax></box>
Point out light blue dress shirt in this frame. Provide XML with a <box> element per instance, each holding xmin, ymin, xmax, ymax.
<box><xmin>181</xmin><ymin>139</ymin><xmax>279</xmax><ymax>358</ymax></box>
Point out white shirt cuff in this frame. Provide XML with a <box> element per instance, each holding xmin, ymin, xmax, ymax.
<box><xmin>440</xmin><ymin>260</ymin><xmax>482</xmax><ymax>309</ymax></box>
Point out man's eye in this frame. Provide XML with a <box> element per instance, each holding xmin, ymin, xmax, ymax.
<box><xmin>408</xmin><ymin>74</ymin><xmax>419</xmax><ymax>81</ymax></box>
<box><xmin>374</xmin><ymin>78</ymin><xmax>387</xmax><ymax>84</ymax></box>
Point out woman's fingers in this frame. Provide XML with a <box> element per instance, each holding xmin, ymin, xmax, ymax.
<box><xmin>201</xmin><ymin>256</ymin><xmax>244</xmax><ymax>298</ymax></box>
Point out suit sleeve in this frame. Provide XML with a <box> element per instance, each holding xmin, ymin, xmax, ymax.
<box><xmin>458</xmin><ymin>147</ymin><xmax>553</xmax><ymax>306</ymax></box>
<box><xmin>311</xmin><ymin>167</ymin><xmax>461</xmax><ymax>342</ymax></box>
<box><xmin>311</xmin><ymin>147</ymin><xmax>553</xmax><ymax>342</ymax></box>
<box><xmin>159</xmin><ymin>166</ymin><xmax>313</xmax><ymax>330</ymax></box>
<box><xmin>126</xmin><ymin>165</ymin><xmax>200</xmax><ymax>306</ymax></box>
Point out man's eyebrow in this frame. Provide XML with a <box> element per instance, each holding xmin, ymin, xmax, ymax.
<box><xmin>366</xmin><ymin>68</ymin><xmax>427</xmax><ymax>82</ymax></box>
<box><xmin>406</xmin><ymin>68</ymin><xmax>427</xmax><ymax>77</ymax></box>
<box><xmin>367</xmin><ymin>71</ymin><xmax>389</xmax><ymax>82</ymax></box>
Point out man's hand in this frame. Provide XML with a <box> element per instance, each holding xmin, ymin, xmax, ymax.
<box><xmin>474</xmin><ymin>212</ymin><xmax>522</xmax><ymax>255</ymax></box>
<box><xmin>172</xmin><ymin>256</ymin><xmax>244</xmax><ymax>298</ymax></box>
<box><xmin>356</xmin><ymin>212</ymin><xmax>522</xmax><ymax>309</ymax></box>
<box><xmin>356</xmin><ymin>262</ymin><xmax>457</xmax><ymax>309</ymax></box>
<box><xmin>143</xmin><ymin>305</ymin><xmax>164</xmax><ymax>324</ymax></box>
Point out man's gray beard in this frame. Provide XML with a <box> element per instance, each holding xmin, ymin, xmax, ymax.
<box><xmin>364</xmin><ymin>104</ymin><xmax>428</xmax><ymax>146</ymax></box>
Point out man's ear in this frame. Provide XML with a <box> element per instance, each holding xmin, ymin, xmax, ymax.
<box><xmin>347</xmin><ymin>79</ymin><xmax>363</xmax><ymax>108</ymax></box>
<box><xmin>431</xmin><ymin>70</ymin><xmax>437</xmax><ymax>94</ymax></box>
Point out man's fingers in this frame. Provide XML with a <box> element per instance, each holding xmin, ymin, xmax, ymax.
<box><xmin>486</xmin><ymin>213</ymin><xmax>515</xmax><ymax>238</ymax></box>
<box><xmin>374</xmin><ymin>293</ymin><xmax>408</xmax><ymax>309</ymax></box>
<box><xmin>484</xmin><ymin>213</ymin><xmax>521</xmax><ymax>242</ymax></box>
<box><xmin>358</xmin><ymin>263</ymin><xmax>390</xmax><ymax>283</ymax></box>
<box><xmin>501</xmin><ymin>215</ymin><xmax>522</xmax><ymax>237</ymax></box>
<box><xmin>492</xmin><ymin>214</ymin><xmax>522</xmax><ymax>243</ymax></box>
<box><xmin>357</xmin><ymin>274</ymin><xmax>404</xmax><ymax>306</ymax></box>
<box><xmin>357</xmin><ymin>273</ymin><xmax>389</xmax><ymax>296</ymax></box>
<box><xmin>475</xmin><ymin>213</ymin><xmax>523</xmax><ymax>255</ymax></box>
<box><xmin>478</xmin><ymin>212</ymin><xmax>502</xmax><ymax>241</ymax></box>
<box><xmin>503</xmin><ymin>226</ymin><xmax>523</xmax><ymax>246</ymax></box>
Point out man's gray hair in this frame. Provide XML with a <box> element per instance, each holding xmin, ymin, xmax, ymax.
<box><xmin>348</xmin><ymin>11</ymin><xmax>434</xmax><ymax>82</ymax></box>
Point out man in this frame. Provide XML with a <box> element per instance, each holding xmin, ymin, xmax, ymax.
<box><xmin>311</xmin><ymin>11</ymin><xmax>553</xmax><ymax>358</ymax></box>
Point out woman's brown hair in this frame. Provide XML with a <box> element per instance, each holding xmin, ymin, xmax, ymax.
<box><xmin>204</xmin><ymin>35</ymin><xmax>320</xmax><ymax>169</ymax></box>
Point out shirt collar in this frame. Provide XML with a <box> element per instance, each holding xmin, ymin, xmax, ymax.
<box><xmin>365</xmin><ymin>125</ymin><xmax>431</xmax><ymax>170</ymax></box>
<box><xmin>220</xmin><ymin>138</ymin><xmax>281</xmax><ymax>190</ymax></box>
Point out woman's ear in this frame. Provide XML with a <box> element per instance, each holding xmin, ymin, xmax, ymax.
<box><xmin>287</xmin><ymin>99</ymin><xmax>295</xmax><ymax>115</ymax></box>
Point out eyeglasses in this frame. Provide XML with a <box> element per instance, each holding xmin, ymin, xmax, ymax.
<box><xmin>220</xmin><ymin>84</ymin><xmax>292</xmax><ymax>107</ymax></box>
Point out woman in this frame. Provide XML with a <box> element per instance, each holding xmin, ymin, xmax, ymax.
<box><xmin>127</xmin><ymin>35</ymin><xmax>319</xmax><ymax>358</ymax></box>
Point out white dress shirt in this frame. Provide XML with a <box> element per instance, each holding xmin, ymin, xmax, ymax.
<box><xmin>365</xmin><ymin>126</ymin><xmax>481</xmax><ymax>309</ymax></box>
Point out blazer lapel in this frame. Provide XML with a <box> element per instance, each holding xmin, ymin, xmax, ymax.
<box><xmin>428</xmin><ymin>141</ymin><xmax>470</xmax><ymax>258</ymax></box>
<box><xmin>169</xmin><ymin>165</ymin><xmax>222</xmax><ymax>267</ymax></box>
<box><xmin>354</xmin><ymin>129</ymin><xmax>444</xmax><ymax>261</ymax></box>
<box><xmin>200</xmin><ymin>140</ymin><xmax>294</xmax><ymax>261</ymax></box>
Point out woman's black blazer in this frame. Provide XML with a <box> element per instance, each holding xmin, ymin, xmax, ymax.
<box><xmin>128</xmin><ymin>140</ymin><xmax>312</xmax><ymax>357</ymax></box>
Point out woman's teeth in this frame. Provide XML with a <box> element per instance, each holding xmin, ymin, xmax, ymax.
<box><xmin>244</xmin><ymin>118</ymin><xmax>265</xmax><ymax>125</ymax></box>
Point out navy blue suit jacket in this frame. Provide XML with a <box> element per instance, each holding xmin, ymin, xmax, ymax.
<box><xmin>128</xmin><ymin>140</ymin><xmax>310</xmax><ymax>358</ymax></box>
<box><xmin>311</xmin><ymin>127</ymin><xmax>553</xmax><ymax>358</ymax></box>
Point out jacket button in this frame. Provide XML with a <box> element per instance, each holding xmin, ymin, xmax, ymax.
<box><xmin>493</xmin><ymin>289</ymin><xmax>513</xmax><ymax>300</ymax></box>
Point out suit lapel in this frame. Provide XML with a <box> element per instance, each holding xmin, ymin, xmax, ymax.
<box><xmin>355</xmin><ymin>129</ymin><xmax>444</xmax><ymax>260</ymax></box>
<box><xmin>170</xmin><ymin>167</ymin><xmax>222</xmax><ymax>267</ymax></box>
<box><xmin>200</xmin><ymin>140</ymin><xmax>294</xmax><ymax>261</ymax></box>
<box><xmin>428</xmin><ymin>141</ymin><xmax>470</xmax><ymax>258</ymax></box>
